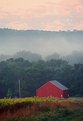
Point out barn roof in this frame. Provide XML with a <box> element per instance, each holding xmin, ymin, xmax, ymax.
<box><xmin>50</xmin><ymin>80</ymin><xmax>68</xmax><ymax>90</ymax></box>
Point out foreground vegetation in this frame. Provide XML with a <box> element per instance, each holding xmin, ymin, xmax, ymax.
<box><xmin>0</xmin><ymin>97</ymin><xmax>83</xmax><ymax>121</ymax></box>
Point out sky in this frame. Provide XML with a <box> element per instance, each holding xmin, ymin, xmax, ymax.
<box><xmin>0</xmin><ymin>0</ymin><xmax>83</xmax><ymax>31</ymax></box>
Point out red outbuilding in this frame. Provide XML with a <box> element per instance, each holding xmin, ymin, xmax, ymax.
<box><xmin>36</xmin><ymin>80</ymin><xmax>69</xmax><ymax>98</ymax></box>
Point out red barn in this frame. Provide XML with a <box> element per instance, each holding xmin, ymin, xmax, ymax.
<box><xmin>36</xmin><ymin>80</ymin><xmax>69</xmax><ymax>98</ymax></box>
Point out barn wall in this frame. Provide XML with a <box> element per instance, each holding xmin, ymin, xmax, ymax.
<box><xmin>63</xmin><ymin>90</ymin><xmax>69</xmax><ymax>98</ymax></box>
<box><xmin>36</xmin><ymin>82</ymin><xmax>66</xmax><ymax>98</ymax></box>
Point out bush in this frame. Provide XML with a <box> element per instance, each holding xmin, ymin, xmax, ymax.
<box><xmin>39</xmin><ymin>106</ymin><xmax>50</xmax><ymax>112</ymax></box>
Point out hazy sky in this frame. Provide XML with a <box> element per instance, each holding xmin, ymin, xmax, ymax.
<box><xmin>0</xmin><ymin>0</ymin><xmax>83</xmax><ymax>31</ymax></box>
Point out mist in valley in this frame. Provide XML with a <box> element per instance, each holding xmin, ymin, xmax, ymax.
<box><xmin>0</xmin><ymin>29</ymin><xmax>83</xmax><ymax>64</ymax></box>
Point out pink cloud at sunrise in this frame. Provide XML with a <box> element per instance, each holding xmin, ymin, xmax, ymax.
<box><xmin>0</xmin><ymin>0</ymin><xmax>83</xmax><ymax>30</ymax></box>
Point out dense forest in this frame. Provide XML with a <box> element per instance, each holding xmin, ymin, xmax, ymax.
<box><xmin>0</xmin><ymin>58</ymin><xmax>83</xmax><ymax>98</ymax></box>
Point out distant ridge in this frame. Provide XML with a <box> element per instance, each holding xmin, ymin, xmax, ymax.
<box><xmin>0</xmin><ymin>28</ymin><xmax>83</xmax><ymax>32</ymax></box>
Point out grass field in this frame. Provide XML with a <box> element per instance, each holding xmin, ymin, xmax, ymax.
<box><xmin>0</xmin><ymin>97</ymin><xmax>83</xmax><ymax>121</ymax></box>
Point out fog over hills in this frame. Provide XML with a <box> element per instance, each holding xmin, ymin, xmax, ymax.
<box><xmin>0</xmin><ymin>28</ymin><xmax>83</xmax><ymax>57</ymax></box>
<box><xmin>0</xmin><ymin>50</ymin><xmax>83</xmax><ymax>64</ymax></box>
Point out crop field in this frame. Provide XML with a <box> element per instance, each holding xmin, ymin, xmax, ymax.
<box><xmin>0</xmin><ymin>97</ymin><xmax>83</xmax><ymax>121</ymax></box>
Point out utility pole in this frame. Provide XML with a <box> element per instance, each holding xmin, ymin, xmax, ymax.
<box><xmin>18</xmin><ymin>80</ymin><xmax>21</xmax><ymax>98</ymax></box>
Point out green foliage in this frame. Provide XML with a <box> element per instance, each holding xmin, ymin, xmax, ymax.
<box><xmin>7</xmin><ymin>116</ymin><xmax>39</xmax><ymax>121</ymax></box>
<box><xmin>0</xmin><ymin>97</ymin><xmax>83</xmax><ymax>121</ymax></box>
<box><xmin>39</xmin><ymin>106</ymin><xmax>50</xmax><ymax>112</ymax></box>
<box><xmin>0</xmin><ymin>58</ymin><xmax>83</xmax><ymax>98</ymax></box>
<box><xmin>7</xmin><ymin>89</ymin><xmax>12</xmax><ymax>98</ymax></box>
<box><xmin>7</xmin><ymin>109</ymin><xmax>83</xmax><ymax>121</ymax></box>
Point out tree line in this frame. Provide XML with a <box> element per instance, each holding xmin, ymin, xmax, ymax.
<box><xmin>0</xmin><ymin>58</ymin><xmax>83</xmax><ymax>98</ymax></box>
